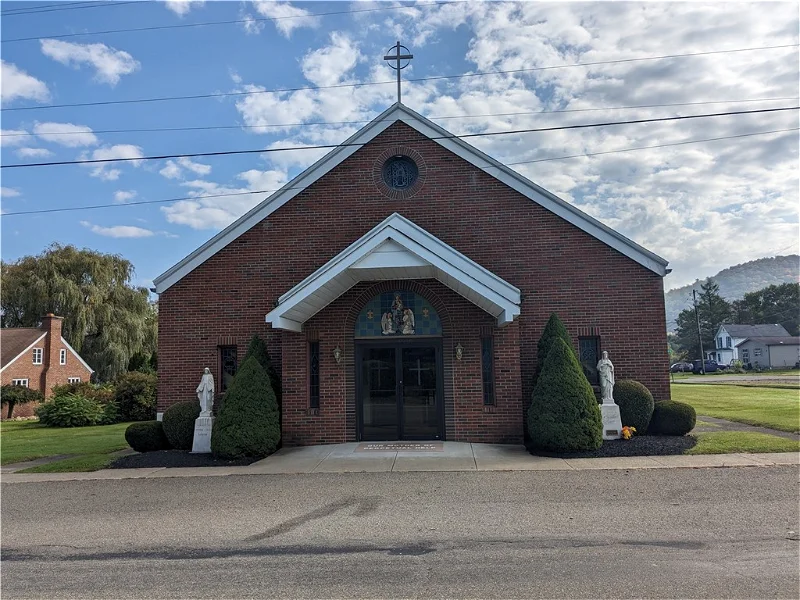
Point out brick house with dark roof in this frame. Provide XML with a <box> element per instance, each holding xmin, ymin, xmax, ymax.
<box><xmin>1</xmin><ymin>314</ymin><xmax>94</xmax><ymax>418</ymax></box>
<box><xmin>153</xmin><ymin>103</ymin><xmax>671</xmax><ymax>446</ymax></box>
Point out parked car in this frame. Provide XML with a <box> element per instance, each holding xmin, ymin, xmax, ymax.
<box><xmin>692</xmin><ymin>359</ymin><xmax>720</xmax><ymax>374</ymax></box>
<box><xmin>670</xmin><ymin>362</ymin><xmax>694</xmax><ymax>373</ymax></box>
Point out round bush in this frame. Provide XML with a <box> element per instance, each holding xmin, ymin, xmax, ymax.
<box><xmin>162</xmin><ymin>401</ymin><xmax>201</xmax><ymax>450</ymax></box>
<box><xmin>649</xmin><ymin>401</ymin><xmax>696</xmax><ymax>436</ymax></box>
<box><xmin>125</xmin><ymin>421</ymin><xmax>169</xmax><ymax>452</ymax></box>
<box><xmin>614</xmin><ymin>379</ymin><xmax>655</xmax><ymax>433</ymax></box>
<box><xmin>36</xmin><ymin>394</ymin><xmax>104</xmax><ymax>427</ymax></box>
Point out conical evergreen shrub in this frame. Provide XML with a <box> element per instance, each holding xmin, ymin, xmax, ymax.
<box><xmin>528</xmin><ymin>337</ymin><xmax>603</xmax><ymax>452</ymax></box>
<box><xmin>211</xmin><ymin>355</ymin><xmax>280</xmax><ymax>459</ymax></box>
<box><xmin>244</xmin><ymin>334</ymin><xmax>282</xmax><ymax>408</ymax></box>
<box><xmin>534</xmin><ymin>313</ymin><xmax>576</xmax><ymax>384</ymax></box>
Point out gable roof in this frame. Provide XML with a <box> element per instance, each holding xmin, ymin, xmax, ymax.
<box><xmin>735</xmin><ymin>336</ymin><xmax>800</xmax><ymax>347</ymax></box>
<box><xmin>265</xmin><ymin>213</ymin><xmax>521</xmax><ymax>331</ymax></box>
<box><xmin>0</xmin><ymin>328</ymin><xmax>46</xmax><ymax>370</ymax></box>
<box><xmin>154</xmin><ymin>103</ymin><xmax>669</xmax><ymax>293</ymax></box>
<box><xmin>722</xmin><ymin>324</ymin><xmax>791</xmax><ymax>338</ymax></box>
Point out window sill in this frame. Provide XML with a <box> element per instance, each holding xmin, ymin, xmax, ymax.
<box><xmin>483</xmin><ymin>404</ymin><xmax>496</xmax><ymax>413</ymax></box>
<box><xmin>306</xmin><ymin>408</ymin><xmax>320</xmax><ymax>416</ymax></box>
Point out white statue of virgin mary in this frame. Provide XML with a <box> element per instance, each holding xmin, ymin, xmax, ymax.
<box><xmin>196</xmin><ymin>367</ymin><xmax>215</xmax><ymax>416</ymax></box>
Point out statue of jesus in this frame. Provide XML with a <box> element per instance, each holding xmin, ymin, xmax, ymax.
<box><xmin>196</xmin><ymin>367</ymin><xmax>215</xmax><ymax>416</ymax></box>
<box><xmin>596</xmin><ymin>351</ymin><xmax>615</xmax><ymax>404</ymax></box>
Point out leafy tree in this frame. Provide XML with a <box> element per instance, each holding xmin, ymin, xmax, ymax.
<box><xmin>527</xmin><ymin>338</ymin><xmax>602</xmax><ymax>453</ymax></box>
<box><xmin>1</xmin><ymin>244</ymin><xmax>156</xmax><ymax>381</ymax></box>
<box><xmin>243</xmin><ymin>334</ymin><xmax>281</xmax><ymax>407</ymax></box>
<box><xmin>731</xmin><ymin>283</ymin><xmax>800</xmax><ymax>336</ymax></box>
<box><xmin>674</xmin><ymin>279</ymin><xmax>731</xmax><ymax>359</ymax></box>
<box><xmin>211</xmin><ymin>356</ymin><xmax>280</xmax><ymax>459</ymax></box>
<box><xmin>1</xmin><ymin>385</ymin><xmax>44</xmax><ymax>419</ymax></box>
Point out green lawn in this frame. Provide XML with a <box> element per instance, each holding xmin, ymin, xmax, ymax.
<box><xmin>688</xmin><ymin>432</ymin><xmax>800</xmax><ymax>454</ymax></box>
<box><xmin>672</xmin><ymin>384</ymin><xmax>800</xmax><ymax>433</ymax></box>
<box><xmin>0</xmin><ymin>420</ymin><xmax>131</xmax><ymax>468</ymax></box>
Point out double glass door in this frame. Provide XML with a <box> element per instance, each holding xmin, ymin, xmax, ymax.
<box><xmin>357</xmin><ymin>342</ymin><xmax>442</xmax><ymax>440</ymax></box>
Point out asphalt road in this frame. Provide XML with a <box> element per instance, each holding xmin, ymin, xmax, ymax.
<box><xmin>3</xmin><ymin>467</ymin><xmax>799</xmax><ymax>599</ymax></box>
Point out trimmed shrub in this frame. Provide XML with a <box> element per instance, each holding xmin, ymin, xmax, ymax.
<box><xmin>1</xmin><ymin>385</ymin><xmax>44</xmax><ymax>419</ymax></box>
<box><xmin>162</xmin><ymin>401</ymin><xmax>201</xmax><ymax>450</ymax></box>
<box><xmin>535</xmin><ymin>313</ymin><xmax>576</xmax><ymax>384</ymax></box>
<box><xmin>114</xmin><ymin>372</ymin><xmax>157</xmax><ymax>422</ymax></box>
<box><xmin>52</xmin><ymin>382</ymin><xmax>117</xmax><ymax>423</ymax></box>
<box><xmin>649</xmin><ymin>401</ymin><xmax>696</xmax><ymax>436</ymax></box>
<box><xmin>528</xmin><ymin>337</ymin><xmax>603</xmax><ymax>452</ymax></box>
<box><xmin>614</xmin><ymin>379</ymin><xmax>655</xmax><ymax>433</ymax></box>
<box><xmin>125</xmin><ymin>421</ymin><xmax>169</xmax><ymax>452</ymax></box>
<box><xmin>36</xmin><ymin>394</ymin><xmax>104</xmax><ymax>427</ymax></box>
<box><xmin>244</xmin><ymin>334</ymin><xmax>282</xmax><ymax>408</ymax></box>
<box><xmin>211</xmin><ymin>355</ymin><xmax>280</xmax><ymax>459</ymax></box>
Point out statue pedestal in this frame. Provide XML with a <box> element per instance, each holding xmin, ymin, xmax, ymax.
<box><xmin>600</xmin><ymin>403</ymin><xmax>622</xmax><ymax>440</ymax></box>
<box><xmin>191</xmin><ymin>415</ymin><xmax>214</xmax><ymax>453</ymax></box>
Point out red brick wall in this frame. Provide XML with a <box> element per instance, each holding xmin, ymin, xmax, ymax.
<box><xmin>157</xmin><ymin>121</ymin><xmax>670</xmax><ymax>442</ymax></box>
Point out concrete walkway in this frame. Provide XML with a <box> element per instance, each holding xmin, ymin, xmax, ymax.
<box><xmin>694</xmin><ymin>414</ymin><xmax>800</xmax><ymax>440</ymax></box>
<box><xmin>2</xmin><ymin>443</ymin><xmax>797</xmax><ymax>484</ymax></box>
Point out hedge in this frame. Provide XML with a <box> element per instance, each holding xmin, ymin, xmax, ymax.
<box><xmin>614</xmin><ymin>379</ymin><xmax>655</xmax><ymax>433</ymax></box>
<box><xmin>162</xmin><ymin>401</ymin><xmax>201</xmax><ymax>450</ymax></box>
<box><xmin>36</xmin><ymin>394</ymin><xmax>105</xmax><ymax>427</ymax></box>
<box><xmin>649</xmin><ymin>401</ymin><xmax>696</xmax><ymax>436</ymax></box>
<box><xmin>114</xmin><ymin>372</ymin><xmax>157</xmax><ymax>422</ymax></box>
<box><xmin>125</xmin><ymin>421</ymin><xmax>170</xmax><ymax>452</ymax></box>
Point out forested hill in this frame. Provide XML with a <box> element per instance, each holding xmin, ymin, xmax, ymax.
<box><xmin>665</xmin><ymin>255</ymin><xmax>800</xmax><ymax>330</ymax></box>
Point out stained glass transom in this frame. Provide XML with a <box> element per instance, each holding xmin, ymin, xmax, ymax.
<box><xmin>355</xmin><ymin>291</ymin><xmax>441</xmax><ymax>337</ymax></box>
<box><xmin>382</xmin><ymin>156</ymin><xmax>418</xmax><ymax>190</ymax></box>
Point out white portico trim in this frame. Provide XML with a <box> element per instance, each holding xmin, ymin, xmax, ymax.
<box><xmin>266</xmin><ymin>213</ymin><xmax>521</xmax><ymax>332</ymax></box>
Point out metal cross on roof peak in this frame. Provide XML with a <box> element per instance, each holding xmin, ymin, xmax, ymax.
<box><xmin>383</xmin><ymin>41</ymin><xmax>413</xmax><ymax>104</ymax></box>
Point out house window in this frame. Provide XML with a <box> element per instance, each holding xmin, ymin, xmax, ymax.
<box><xmin>717</xmin><ymin>337</ymin><xmax>723</xmax><ymax>348</ymax></box>
<box><xmin>754</xmin><ymin>348</ymin><xmax>762</xmax><ymax>357</ymax></box>
<box><xmin>726</xmin><ymin>336</ymin><xmax>732</xmax><ymax>348</ymax></box>
<box><xmin>578</xmin><ymin>336</ymin><xmax>601</xmax><ymax>385</ymax></box>
<box><xmin>741</xmin><ymin>349</ymin><xmax>750</xmax><ymax>362</ymax></box>
<box><xmin>219</xmin><ymin>346</ymin><xmax>238</xmax><ymax>392</ymax></box>
<box><xmin>11</xmin><ymin>379</ymin><xmax>29</xmax><ymax>387</ymax></box>
<box><xmin>481</xmin><ymin>336</ymin><xmax>495</xmax><ymax>405</ymax></box>
<box><xmin>309</xmin><ymin>342</ymin><xmax>320</xmax><ymax>409</ymax></box>
<box><xmin>60</xmin><ymin>349</ymin><xmax>67</xmax><ymax>365</ymax></box>
<box><xmin>68</xmin><ymin>377</ymin><xmax>81</xmax><ymax>384</ymax></box>
<box><xmin>32</xmin><ymin>348</ymin><xmax>43</xmax><ymax>365</ymax></box>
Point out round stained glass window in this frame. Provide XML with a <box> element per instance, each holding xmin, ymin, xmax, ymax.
<box><xmin>382</xmin><ymin>156</ymin><xmax>419</xmax><ymax>190</ymax></box>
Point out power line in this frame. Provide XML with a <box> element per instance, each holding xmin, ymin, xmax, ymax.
<box><xmin>2</xmin><ymin>1</ymin><xmax>458</xmax><ymax>43</ymax></box>
<box><xmin>1</xmin><ymin>1</ymin><xmax>141</xmax><ymax>17</ymax></box>
<box><xmin>2</xmin><ymin>126</ymin><xmax>795</xmax><ymax>217</ymax></box>
<box><xmin>4</xmin><ymin>96</ymin><xmax>796</xmax><ymax>139</ymax></box>
<box><xmin>1</xmin><ymin>1</ymin><xmax>102</xmax><ymax>15</ymax></box>
<box><xmin>3</xmin><ymin>43</ymin><xmax>796</xmax><ymax>113</ymax></box>
<box><xmin>3</xmin><ymin>106</ymin><xmax>797</xmax><ymax>170</ymax></box>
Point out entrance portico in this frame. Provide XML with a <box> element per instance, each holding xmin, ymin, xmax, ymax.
<box><xmin>266</xmin><ymin>213</ymin><xmax>523</xmax><ymax>446</ymax></box>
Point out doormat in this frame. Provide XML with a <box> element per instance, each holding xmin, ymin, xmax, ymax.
<box><xmin>355</xmin><ymin>442</ymin><xmax>444</xmax><ymax>452</ymax></box>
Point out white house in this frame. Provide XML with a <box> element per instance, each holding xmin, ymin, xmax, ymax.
<box><xmin>706</xmin><ymin>324</ymin><xmax>791</xmax><ymax>364</ymax></box>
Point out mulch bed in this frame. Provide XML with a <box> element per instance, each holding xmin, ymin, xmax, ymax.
<box><xmin>528</xmin><ymin>435</ymin><xmax>697</xmax><ymax>458</ymax></box>
<box><xmin>109</xmin><ymin>450</ymin><xmax>259</xmax><ymax>469</ymax></box>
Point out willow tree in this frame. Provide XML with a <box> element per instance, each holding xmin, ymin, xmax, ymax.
<box><xmin>1</xmin><ymin>244</ymin><xmax>156</xmax><ymax>381</ymax></box>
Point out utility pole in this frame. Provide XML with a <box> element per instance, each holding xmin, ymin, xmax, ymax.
<box><xmin>693</xmin><ymin>289</ymin><xmax>705</xmax><ymax>375</ymax></box>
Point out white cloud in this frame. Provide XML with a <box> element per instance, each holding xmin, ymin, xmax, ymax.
<box><xmin>15</xmin><ymin>147</ymin><xmax>53</xmax><ymax>158</ymax></box>
<box><xmin>162</xmin><ymin>0</ymin><xmax>204</xmax><ymax>16</ymax></box>
<box><xmin>301</xmin><ymin>33</ymin><xmax>361</xmax><ymax>87</ymax></box>
<box><xmin>33</xmin><ymin>122</ymin><xmax>98</xmax><ymax>147</ymax></box>
<box><xmin>85</xmin><ymin>144</ymin><xmax>144</xmax><ymax>180</ymax></box>
<box><xmin>1</xmin><ymin>129</ymin><xmax>31</xmax><ymax>147</ymax></box>
<box><xmin>243</xmin><ymin>1</ymin><xmax>320</xmax><ymax>37</ymax></box>
<box><xmin>1</xmin><ymin>187</ymin><xmax>21</xmax><ymax>198</ymax></box>
<box><xmin>1</xmin><ymin>61</ymin><xmax>50</xmax><ymax>104</ymax></box>
<box><xmin>81</xmin><ymin>221</ymin><xmax>155</xmax><ymax>238</ymax></box>
<box><xmin>159</xmin><ymin>157</ymin><xmax>212</xmax><ymax>179</ymax></box>
<box><xmin>40</xmin><ymin>39</ymin><xmax>140</xmax><ymax>86</ymax></box>
<box><xmin>114</xmin><ymin>190</ymin><xmax>137</xmax><ymax>203</ymax></box>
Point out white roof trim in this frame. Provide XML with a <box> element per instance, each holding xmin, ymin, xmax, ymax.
<box><xmin>61</xmin><ymin>336</ymin><xmax>95</xmax><ymax>374</ymax></box>
<box><xmin>266</xmin><ymin>213</ymin><xmax>521</xmax><ymax>331</ymax></box>
<box><xmin>154</xmin><ymin>103</ymin><xmax>668</xmax><ymax>293</ymax></box>
<box><xmin>0</xmin><ymin>332</ymin><xmax>47</xmax><ymax>373</ymax></box>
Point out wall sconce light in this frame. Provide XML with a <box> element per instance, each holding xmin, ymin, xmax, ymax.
<box><xmin>455</xmin><ymin>343</ymin><xmax>463</xmax><ymax>361</ymax></box>
<box><xmin>333</xmin><ymin>346</ymin><xmax>343</xmax><ymax>364</ymax></box>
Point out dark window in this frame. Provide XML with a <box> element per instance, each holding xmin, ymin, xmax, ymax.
<box><xmin>382</xmin><ymin>156</ymin><xmax>418</xmax><ymax>189</ymax></box>
<box><xmin>579</xmin><ymin>336</ymin><xmax>601</xmax><ymax>385</ymax></box>
<box><xmin>726</xmin><ymin>336</ymin><xmax>731</xmax><ymax>348</ymax></box>
<box><xmin>219</xmin><ymin>346</ymin><xmax>237</xmax><ymax>392</ymax></box>
<box><xmin>309</xmin><ymin>342</ymin><xmax>320</xmax><ymax>409</ymax></box>
<box><xmin>481</xmin><ymin>337</ymin><xmax>495</xmax><ymax>405</ymax></box>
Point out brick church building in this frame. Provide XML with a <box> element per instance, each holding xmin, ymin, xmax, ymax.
<box><xmin>154</xmin><ymin>103</ymin><xmax>671</xmax><ymax>446</ymax></box>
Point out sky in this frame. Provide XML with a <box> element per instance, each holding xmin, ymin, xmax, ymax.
<box><xmin>1</xmin><ymin>1</ymin><xmax>798</xmax><ymax>295</ymax></box>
